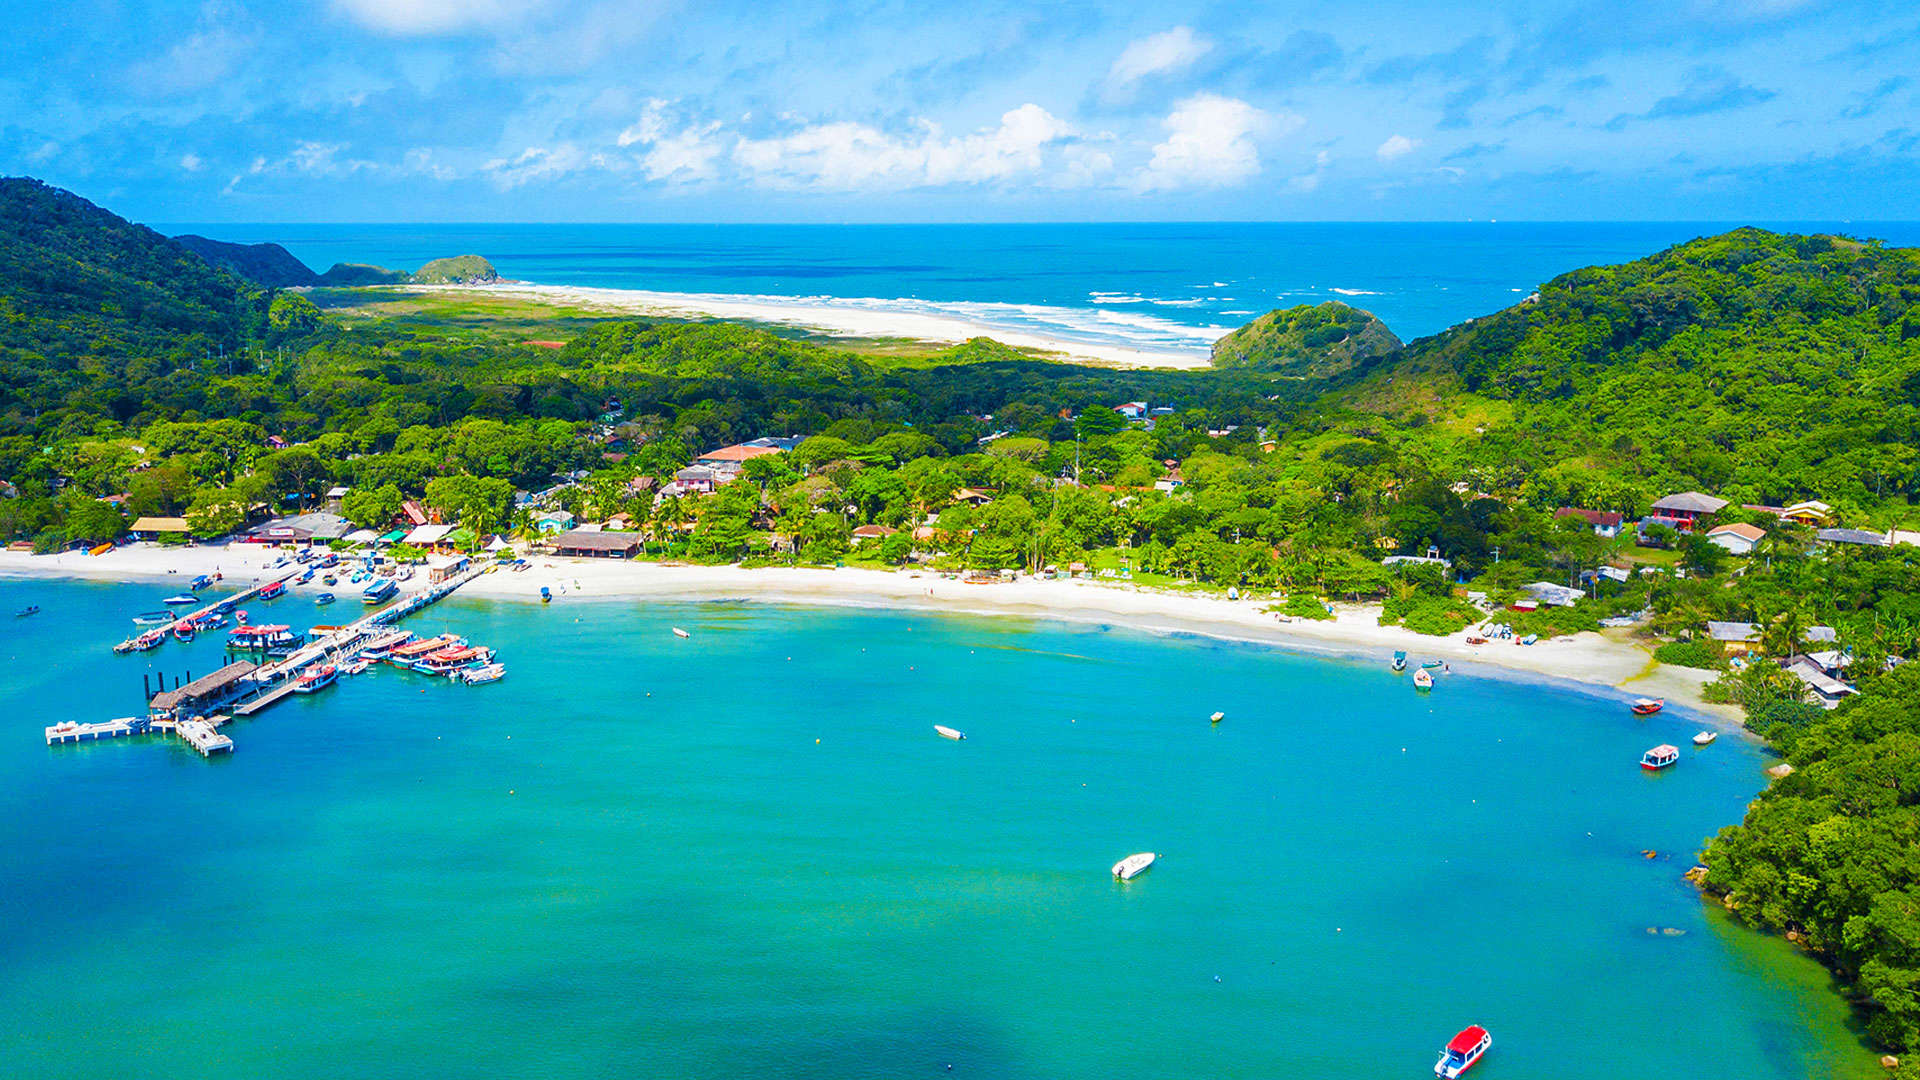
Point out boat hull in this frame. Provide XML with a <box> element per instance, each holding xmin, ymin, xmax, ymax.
<box><xmin>934</xmin><ymin>725</ymin><xmax>966</xmax><ymax>740</ymax></box>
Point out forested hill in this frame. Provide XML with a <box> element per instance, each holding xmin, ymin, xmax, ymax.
<box><xmin>173</xmin><ymin>233</ymin><xmax>319</xmax><ymax>287</ymax></box>
<box><xmin>1310</xmin><ymin>228</ymin><xmax>1920</xmax><ymax>517</ymax></box>
<box><xmin>0</xmin><ymin>178</ymin><xmax>272</xmax><ymax>436</ymax></box>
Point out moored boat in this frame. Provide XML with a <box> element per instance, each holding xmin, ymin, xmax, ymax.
<box><xmin>934</xmin><ymin>725</ymin><xmax>966</xmax><ymax>740</ymax></box>
<box><xmin>362</xmin><ymin>578</ymin><xmax>398</xmax><ymax>604</ymax></box>
<box><xmin>1391</xmin><ymin>650</ymin><xmax>1408</xmax><ymax>672</ymax></box>
<box><xmin>1641</xmin><ymin>744</ymin><xmax>1679</xmax><ymax>770</ymax></box>
<box><xmin>1413</xmin><ymin>668</ymin><xmax>1434</xmax><ymax>690</ymax></box>
<box><xmin>16</xmin><ymin>605</ymin><xmax>39</xmax><ymax>617</ymax></box>
<box><xmin>172</xmin><ymin>619</ymin><xmax>196</xmax><ymax>642</ymax></box>
<box><xmin>132</xmin><ymin>610</ymin><xmax>173</xmax><ymax>625</ymax></box>
<box><xmin>161</xmin><ymin>594</ymin><xmax>199</xmax><ymax>605</ymax></box>
<box><xmin>1112</xmin><ymin>852</ymin><xmax>1156</xmax><ymax>880</ymax></box>
<box><xmin>1693</xmin><ymin>730</ymin><xmax>1718</xmax><ymax>746</ymax></box>
<box><xmin>1209</xmin><ymin>710</ymin><xmax>1225</xmax><ymax>723</ymax></box>
<box><xmin>291</xmin><ymin>664</ymin><xmax>337</xmax><ymax>693</ymax></box>
<box><xmin>1631</xmin><ymin>697</ymin><xmax>1664</xmax><ymax>715</ymax></box>
<box><xmin>1420</xmin><ymin>659</ymin><xmax>1444</xmax><ymax>669</ymax></box>
<box><xmin>315</xmin><ymin>591</ymin><xmax>336</xmax><ymax>605</ymax></box>
<box><xmin>457</xmin><ymin>662</ymin><xmax>505</xmax><ymax>684</ymax></box>
<box><xmin>257</xmin><ymin>581</ymin><xmax>285</xmax><ymax>600</ymax></box>
<box><xmin>1434</xmin><ymin>1025</ymin><xmax>1491</xmax><ymax>1078</ymax></box>
<box><xmin>189</xmin><ymin>574</ymin><xmax>213</xmax><ymax>590</ymax></box>
<box><xmin>672</xmin><ymin>626</ymin><xmax>691</xmax><ymax>639</ymax></box>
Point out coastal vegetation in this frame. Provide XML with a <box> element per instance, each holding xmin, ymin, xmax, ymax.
<box><xmin>7</xmin><ymin>176</ymin><xmax>1920</xmax><ymax>1056</ymax></box>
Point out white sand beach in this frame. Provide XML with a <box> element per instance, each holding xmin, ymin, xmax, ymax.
<box><xmin>1</xmin><ymin>542</ymin><xmax>1736</xmax><ymax>724</ymax></box>
<box><xmin>406</xmin><ymin>282</ymin><xmax>1217</xmax><ymax>370</ymax></box>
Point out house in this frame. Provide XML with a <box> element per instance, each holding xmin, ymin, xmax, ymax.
<box><xmin>1636</xmin><ymin>515</ymin><xmax>1692</xmax><ymax>545</ymax></box>
<box><xmin>1779</xmin><ymin>500</ymin><xmax>1834</xmax><ymax>526</ymax></box>
<box><xmin>129</xmin><ymin>516</ymin><xmax>191</xmax><ymax>541</ymax></box>
<box><xmin>1817</xmin><ymin>527</ymin><xmax>1889</xmax><ymax>548</ymax></box>
<box><xmin>425</xmin><ymin>553</ymin><xmax>471</xmax><ymax>584</ymax></box>
<box><xmin>535</xmin><ymin>510</ymin><xmax>576</xmax><ymax>533</ymax></box>
<box><xmin>1649</xmin><ymin>492</ymin><xmax>1728</xmax><ymax>529</ymax></box>
<box><xmin>1521</xmin><ymin>581</ymin><xmax>1584</xmax><ymax>607</ymax></box>
<box><xmin>264</xmin><ymin>435</ymin><xmax>288</xmax><ymax>449</ymax></box>
<box><xmin>952</xmin><ymin>487</ymin><xmax>994</xmax><ymax>506</ymax></box>
<box><xmin>324</xmin><ymin>485</ymin><xmax>350</xmax><ymax>513</ymax></box>
<box><xmin>400</xmin><ymin>500</ymin><xmax>430</xmax><ymax>527</ymax></box>
<box><xmin>552</xmin><ymin>530</ymin><xmax>642</xmax><ymax>558</ymax></box>
<box><xmin>850</xmin><ymin>524</ymin><xmax>898</xmax><ymax>545</ymax></box>
<box><xmin>403</xmin><ymin>523</ymin><xmax>458</xmax><ymax>548</ymax></box>
<box><xmin>1706</xmin><ymin>522</ymin><xmax>1766</xmax><ymax>556</ymax></box>
<box><xmin>1153</xmin><ymin>469</ymin><xmax>1184</xmax><ymax>493</ymax></box>
<box><xmin>1706</xmin><ymin>621</ymin><xmax>1761</xmax><ymax>656</ymax></box>
<box><xmin>698</xmin><ymin>437</ymin><xmax>800</xmax><ymax>466</ymax></box>
<box><xmin>1783</xmin><ymin>658</ymin><xmax>1858</xmax><ymax>709</ymax></box>
<box><xmin>1114</xmin><ymin>401</ymin><xmax>1148</xmax><ymax>420</ymax></box>
<box><xmin>669</xmin><ymin>465</ymin><xmax>731</xmax><ymax>496</ymax></box>
<box><xmin>1555</xmin><ymin>507</ymin><xmax>1625</xmax><ymax>537</ymax></box>
<box><xmin>1804</xmin><ymin>626</ymin><xmax>1839</xmax><ymax>645</ymax></box>
<box><xmin>242</xmin><ymin>512</ymin><xmax>352</xmax><ymax>545</ymax></box>
<box><xmin>605</xmin><ymin>513</ymin><xmax>634</xmax><ymax>531</ymax></box>
<box><xmin>1381</xmin><ymin>554</ymin><xmax>1451</xmax><ymax>570</ymax></box>
<box><xmin>624</xmin><ymin>476</ymin><xmax>658</xmax><ymax>498</ymax></box>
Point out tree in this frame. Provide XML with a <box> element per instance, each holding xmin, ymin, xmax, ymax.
<box><xmin>341</xmin><ymin>483</ymin><xmax>404</xmax><ymax>529</ymax></box>
<box><xmin>425</xmin><ymin>475</ymin><xmax>514</xmax><ymax>546</ymax></box>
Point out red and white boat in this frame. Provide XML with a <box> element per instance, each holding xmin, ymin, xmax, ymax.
<box><xmin>292</xmin><ymin>664</ymin><xmax>337</xmax><ymax>694</ymax></box>
<box><xmin>1630</xmin><ymin>697</ymin><xmax>1664</xmax><ymax>715</ymax></box>
<box><xmin>1434</xmin><ymin>1025</ymin><xmax>1491</xmax><ymax>1077</ymax></box>
<box><xmin>1641</xmin><ymin>744</ymin><xmax>1679</xmax><ymax>770</ymax></box>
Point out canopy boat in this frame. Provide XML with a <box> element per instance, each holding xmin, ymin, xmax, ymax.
<box><xmin>132</xmin><ymin>611</ymin><xmax>173</xmax><ymax>625</ymax></box>
<box><xmin>227</xmin><ymin>624</ymin><xmax>297</xmax><ymax>652</ymax></box>
<box><xmin>1391</xmin><ymin>650</ymin><xmax>1408</xmax><ymax>672</ymax></box>
<box><xmin>295</xmin><ymin>568</ymin><xmax>315</xmax><ymax>584</ymax></box>
<box><xmin>362</xmin><ymin>578</ymin><xmax>399</xmax><ymax>603</ymax></box>
<box><xmin>1631</xmin><ymin>697</ymin><xmax>1664</xmax><ymax>716</ymax></box>
<box><xmin>1641</xmin><ymin>744</ymin><xmax>1680</xmax><ymax>770</ymax></box>
<box><xmin>411</xmin><ymin>646</ymin><xmax>487</xmax><ymax>675</ymax></box>
<box><xmin>189</xmin><ymin>574</ymin><xmax>213</xmax><ymax>590</ymax></box>
<box><xmin>161</xmin><ymin>594</ymin><xmax>199</xmax><ymax>605</ymax></box>
<box><xmin>934</xmin><ymin>725</ymin><xmax>966</xmax><ymax>741</ymax></box>
<box><xmin>118</xmin><ymin>628</ymin><xmax>166</xmax><ymax>653</ymax></box>
<box><xmin>198</xmin><ymin>612</ymin><xmax>228</xmax><ymax>631</ymax></box>
<box><xmin>16</xmin><ymin>605</ymin><xmax>39</xmax><ymax>617</ymax></box>
<box><xmin>1112</xmin><ymin>852</ymin><xmax>1156</xmax><ymax>880</ymax></box>
<box><xmin>315</xmin><ymin>592</ymin><xmax>336</xmax><ymax>605</ymax></box>
<box><xmin>1420</xmin><ymin>659</ymin><xmax>1445</xmax><ymax>669</ymax></box>
<box><xmin>1693</xmin><ymin>730</ymin><xmax>1718</xmax><ymax>747</ymax></box>
<box><xmin>1413</xmin><ymin>668</ymin><xmax>1435</xmax><ymax>690</ymax></box>
<box><xmin>389</xmin><ymin>634</ymin><xmax>463</xmax><ymax>663</ymax></box>
<box><xmin>171</xmin><ymin>620</ymin><xmax>197</xmax><ymax>642</ymax></box>
<box><xmin>291</xmin><ymin>664</ymin><xmax>337</xmax><ymax>694</ymax></box>
<box><xmin>257</xmin><ymin>581</ymin><xmax>285</xmax><ymax>600</ymax></box>
<box><xmin>357</xmin><ymin>630</ymin><xmax>415</xmax><ymax>660</ymax></box>
<box><xmin>1434</xmin><ymin>1025</ymin><xmax>1491</xmax><ymax>1078</ymax></box>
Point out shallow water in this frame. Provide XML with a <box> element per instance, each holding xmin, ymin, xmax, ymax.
<box><xmin>0</xmin><ymin>580</ymin><xmax>1874</xmax><ymax>1078</ymax></box>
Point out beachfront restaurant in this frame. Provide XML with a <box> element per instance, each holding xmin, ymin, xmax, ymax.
<box><xmin>241</xmin><ymin>512</ymin><xmax>352</xmax><ymax>546</ymax></box>
<box><xmin>129</xmin><ymin>516</ymin><xmax>191</xmax><ymax>541</ymax></box>
<box><xmin>552</xmin><ymin>530</ymin><xmax>642</xmax><ymax>558</ymax></box>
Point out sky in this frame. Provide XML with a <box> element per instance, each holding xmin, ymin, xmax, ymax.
<box><xmin>1</xmin><ymin>0</ymin><xmax>1916</xmax><ymax>222</ymax></box>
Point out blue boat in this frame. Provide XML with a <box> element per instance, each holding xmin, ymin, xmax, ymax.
<box><xmin>540</xmin><ymin>586</ymin><xmax>552</xmax><ymax>603</ymax></box>
<box><xmin>315</xmin><ymin>592</ymin><xmax>336</xmax><ymax>605</ymax></box>
<box><xmin>1391</xmin><ymin>650</ymin><xmax>1408</xmax><ymax>672</ymax></box>
<box><xmin>189</xmin><ymin>574</ymin><xmax>214</xmax><ymax>590</ymax></box>
<box><xmin>362</xmin><ymin>578</ymin><xmax>399</xmax><ymax>604</ymax></box>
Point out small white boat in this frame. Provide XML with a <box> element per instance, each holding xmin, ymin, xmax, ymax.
<box><xmin>1209</xmin><ymin>711</ymin><xmax>1225</xmax><ymax>723</ymax></box>
<box><xmin>934</xmin><ymin>725</ymin><xmax>966</xmax><ymax>740</ymax></box>
<box><xmin>1693</xmin><ymin>730</ymin><xmax>1718</xmax><ymax>746</ymax></box>
<box><xmin>672</xmin><ymin>627</ymin><xmax>690</xmax><ymax>639</ymax></box>
<box><xmin>1413</xmin><ymin>668</ymin><xmax>1434</xmax><ymax>690</ymax></box>
<box><xmin>1112</xmin><ymin>852</ymin><xmax>1156</xmax><ymax>880</ymax></box>
<box><xmin>459</xmin><ymin>662</ymin><xmax>506</xmax><ymax>685</ymax></box>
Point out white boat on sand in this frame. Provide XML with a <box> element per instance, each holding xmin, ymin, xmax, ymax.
<box><xmin>1112</xmin><ymin>852</ymin><xmax>1156</xmax><ymax>880</ymax></box>
<box><xmin>934</xmin><ymin>725</ymin><xmax>966</xmax><ymax>741</ymax></box>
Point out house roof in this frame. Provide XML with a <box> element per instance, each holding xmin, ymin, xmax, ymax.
<box><xmin>248</xmin><ymin>512</ymin><xmax>351</xmax><ymax>540</ymax></box>
<box><xmin>401</xmin><ymin>500</ymin><xmax>429</xmax><ymax>526</ymax></box>
<box><xmin>1707</xmin><ymin>620</ymin><xmax>1759</xmax><ymax>642</ymax></box>
<box><xmin>1783</xmin><ymin>500</ymin><xmax>1832</xmax><ymax>515</ymax></box>
<box><xmin>699</xmin><ymin>443</ymin><xmax>784</xmax><ymax>462</ymax></box>
<box><xmin>150</xmin><ymin>661</ymin><xmax>258</xmax><ymax>711</ymax></box>
<box><xmin>1652</xmin><ymin>491</ymin><xmax>1729</xmax><ymax>514</ymax></box>
<box><xmin>130</xmin><ymin>516</ymin><xmax>189</xmax><ymax>533</ymax></box>
<box><xmin>1555</xmin><ymin>507</ymin><xmax>1624</xmax><ymax>527</ymax></box>
<box><xmin>1786</xmin><ymin>659</ymin><xmax>1856</xmax><ymax>697</ymax></box>
<box><xmin>1817</xmin><ymin>527</ymin><xmax>1889</xmax><ymax>547</ymax></box>
<box><xmin>403</xmin><ymin>523</ymin><xmax>457</xmax><ymax>545</ymax></box>
<box><xmin>850</xmin><ymin>524</ymin><xmax>897</xmax><ymax>538</ymax></box>
<box><xmin>1804</xmin><ymin>626</ymin><xmax>1838</xmax><ymax>643</ymax></box>
<box><xmin>552</xmin><ymin>530</ymin><xmax>642</xmax><ymax>552</ymax></box>
<box><xmin>1708</xmin><ymin>522</ymin><xmax>1767</xmax><ymax>542</ymax></box>
<box><xmin>953</xmin><ymin>487</ymin><xmax>993</xmax><ymax>501</ymax></box>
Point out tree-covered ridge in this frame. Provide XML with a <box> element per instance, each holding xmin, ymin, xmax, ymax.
<box><xmin>412</xmin><ymin>255</ymin><xmax>498</xmax><ymax>284</ymax></box>
<box><xmin>172</xmin><ymin>234</ymin><xmax>319</xmax><ymax>288</ymax></box>
<box><xmin>1316</xmin><ymin>228</ymin><xmax>1920</xmax><ymax>520</ymax></box>
<box><xmin>1209</xmin><ymin>301</ymin><xmax>1401</xmax><ymax>376</ymax></box>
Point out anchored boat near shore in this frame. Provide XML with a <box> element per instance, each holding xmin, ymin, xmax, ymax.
<box><xmin>1111</xmin><ymin>852</ymin><xmax>1156</xmax><ymax>880</ymax></box>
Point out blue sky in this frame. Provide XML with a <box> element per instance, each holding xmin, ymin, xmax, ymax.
<box><xmin>2</xmin><ymin>0</ymin><xmax>1916</xmax><ymax>221</ymax></box>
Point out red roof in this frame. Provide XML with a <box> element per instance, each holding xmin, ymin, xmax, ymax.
<box><xmin>1555</xmin><ymin>507</ymin><xmax>1624</xmax><ymax>527</ymax></box>
<box><xmin>1647</xmin><ymin>744</ymin><xmax>1678</xmax><ymax>756</ymax></box>
<box><xmin>1447</xmin><ymin>1026</ymin><xmax>1489</xmax><ymax>1054</ymax></box>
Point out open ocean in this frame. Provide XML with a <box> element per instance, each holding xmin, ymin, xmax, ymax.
<box><xmin>0</xmin><ymin>579</ymin><xmax>1877</xmax><ymax>1078</ymax></box>
<box><xmin>159</xmin><ymin>221</ymin><xmax>1920</xmax><ymax>359</ymax></box>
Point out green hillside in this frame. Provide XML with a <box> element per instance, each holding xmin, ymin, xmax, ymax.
<box><xmin>173</xmin><ymin>234</ymin><xmax>318</xmax><ymax>287</ymax></box>
<box><xmin>1210</xmin><ymin>301</ymin><xmax>1401</xmax><ymax>376</ymax></box>
<box><xmin>412</xmin><ymin>254</ymin><xmax>498</xmax><ymax>284</ymax></box>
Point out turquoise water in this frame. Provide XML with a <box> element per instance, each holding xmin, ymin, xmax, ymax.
<box><xmin>0</xmin><ymin>579</ymin><xmax>1874</xmax><ymax>1078</ymax></box>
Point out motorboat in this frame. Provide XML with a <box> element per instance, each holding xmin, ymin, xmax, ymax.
<box><xmin>16</xmin><ymin>605</ymin><xmax>38</xmax><ymax>617</ymax></box>
<box><xmin>1413</xmin><ymin>668</ymin><xmax>1434</xmax><ymax>690</ymax></box>
<box><xmin>291</xmin><ymin>665</ymin><xmax>337</xmax><ymax>693</ymax></box>
<box><xmin>1209</xmin><ymin>711</ymin><xmax>1225</xmax><ymax>724</ymax></box>
<box><xmin>172</xmin><ymin>620</ymin><xmax>197</xmax><ymax>642</ymax></box>
<box><xmin>161</xmin><ymin>594</ymin><xmax>199</xmax><ymax>605</ymax></box>
<box><xmin>1434</xmin><ymin>1025</ymin><xmax>1491</xmax><ymax>1078</ymax></box>
<box><xmin>322</xmin><ymin>574</ymin><xmax>338</xmax><ymax>587</ymax></box>
<box><xmin>189</xmin><ymin>574</ymin><xmax>213</xmax><ymax>590</ymax></box>
<box><xmin>1391</xmin><ymin>650</ymin><xmax>1408</xmax><ymax>672</ymax></box>
<box><xmin>1693</xmin><ymin>730</ymin><xmax>1718</xmax><ymax>747</ymax></box>
<box><xmin>315</xmin><ymin>592</ymin><xmax>336</xmax><ymax>605</ymax></box>
<box><xmin>341</xmin><ymin>659</ymin><xmax>370</xmax><ymax>676</ymax></box>
<box><xmin>1112</xmin><ymin>852</ymin><xmax>1156</xmax><ymax>880</ymax></box>
<box><xmin>1631</xmin><ymin>697</ymin><xmax>1664</xmax><ymax>715</ymax></box>
<box><xmin>672</xmin><ymin>627</ymin><xmax>691</xmax><ymax>639</ymax></box>
<box><xmin>934</xmin><ymin>725</ymin><xmax>966</xmax><ymax>740</ymax></box>
<box><xmin>132</xmin><ymin>611</ymin><xmax>173</xmax><ymax>624</ymax></box>
<box><xmin>362</xmin><ymin>578</ymin><xmax>399</xmax><ymax>603</ymax></box>
<box><xmin>257</xmin><ymin>581</ymin><xmax>285</xmax><ymax>600</ymax></box>
<box><xmin>1641</xmin><ymin>744</ymin><xmax>1680</xmax><ymax>770</ymax></box>
<box><xmin>457</xmin><ymin>662</ymin><xmax>506</xmax><ymax>684</ymax></box>
<box><xmin>1420</xmin><ymin>659</ymin><xmax>1444</xmax><ymax>669</ymax></box>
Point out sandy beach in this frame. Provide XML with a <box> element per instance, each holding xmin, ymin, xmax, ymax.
<box><xmin>405</xmin><ymin>282</ymin><xmax>1218</xmax><ymax>370</ymax></box>
<box><xmin>1</xmin><ymin>542</ymin><xmax>1737</xmax><ymax>724</ymax></box>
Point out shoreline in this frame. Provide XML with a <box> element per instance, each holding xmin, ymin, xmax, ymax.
<box><xmin>0</xmin><ymin>543</ymin><xmax>1742</xmax><ymax>727</ymax></box>
<box><xmin>402</xmin><ymin>282</ymin><xmax>1218</xmax><ymax>370</ymax></box>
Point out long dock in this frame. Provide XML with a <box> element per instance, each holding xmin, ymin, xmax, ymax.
<box><xmin>112</xmin><ymin>567</ymin><xmax>304</xmax><ymax>653</ymax></box>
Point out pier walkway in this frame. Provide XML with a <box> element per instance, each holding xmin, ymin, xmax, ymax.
<box><xmin>112</xmin><ymin>567</ymin><xmax>304</xmax><ymax>653</ymax></box>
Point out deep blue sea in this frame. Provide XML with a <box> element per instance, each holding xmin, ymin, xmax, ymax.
<box><xmin>160</xmin><ymin>221</ymin><xmax>1920</xmax><ymax>359</ymax></box>
<box><xmin>0</xmin><ymin>578</ymin><xmax>1879</xmax><ymax>1078</ymax></box>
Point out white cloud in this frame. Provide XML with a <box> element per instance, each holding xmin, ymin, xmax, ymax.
<box><xmin>127</xmin><ymin>0</ymin><xmax>258</xmax><ymax>94</ymax></box>
<box><xmin>1377</xmin><ymin>134</ymin><xmax>1422</xmax><ymax>161</ymax></box>
<box><xmin>732</xmin><ymin>104</ymin><xmax>1073</xmax><ymax>190</ymax></box>
<box><xmin>180</xmin><ymin>153</ymin><xmax>204</xmax><ymax>172</ymax></box>
<box><xmin>618</xmin><ymin>99</ymin><xmax>724</xmax><ymax>183</ymax></box>
<box><xmin>1289</xmin><ymin>149</ymin><xmax>1332</xmax><ymax>192</ymax></box>
<box><xmin>402</xmin><ymin>148</ymin><xmax>459</xmax><ymax>180</ymax></box>
<box><xmin>1103</xmin><ymin>27</ymin><xmax>1212</xmax><ymax>101</ymax></box>
<box><xmin>332</xmin><ymin>0</ymin><xmax>539</xmax><ymax>35</ymax></box>
<box><xmin>482</xmin><ymin>144</ymin><xmax>604</xmax><ymax>188</ymax></box>
<box><xmin>1136</xmin><ymin>94</ymin><xmax>1287</xmax><ymax>191</ymax></box>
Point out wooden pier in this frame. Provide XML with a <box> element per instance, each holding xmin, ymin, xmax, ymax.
<box><xmin>46</xmin><ymin>717</ymin><xmax>151</xmax><ymax>745</ymax></box>
<box><xmin>110</xmin><ymin>567</ymin><xmax>304</xmax><ymax>654</ymax></box>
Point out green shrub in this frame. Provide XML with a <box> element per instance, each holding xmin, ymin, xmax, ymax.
<box><xmin>1653</xmin><ymin>640</ymin><xmax>1722</xmax><ymax>670</ymax></box>
<box><xmin>1380</xmin><ymin>594</ymin><xmax>1479</xmax><ymax>636</ymax></box>
<box><xmin>1280</xmin><ymin>593</ymin><xmax>1333</xmax><ymax>620</ymax></box>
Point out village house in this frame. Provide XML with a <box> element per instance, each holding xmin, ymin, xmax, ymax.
<box><xmin>1706</xmin><ymin>620</ymin><xmax>1760</xmax><ymax>657</ymax></box>
<box><xmin>1706</xmin><ymin>522</ymin><xmax>1766</xmax><ymax>556</ymax></box>
<box><xmin>425</xmin><ymin>553</ymin><xmax>471</xmax><ymax>584</ymax></box>
<box><xmin>604</xmin><ymin>512</ymin><xmax>634</xmax><ymax>531</ymax></box>
<box><xmin>697</xmin><ymin>436</ymin><xmax>801</xmax><ymax>467</ymax></box>
<box><xmin>129</xmin><ymin>516</ymin><xmax>191</xmax><ymax>541</ymax></box>
<box><xmin>1649</xmin><ymin>492</ymin><xmax>1728</xmax><ymax>530</ymax></box>
<box><xmin>850</xmin><ymin>524</ymin><xmax>898</xmax><ymax>546</ymax></box>
<box><xmin>1114</xmin><ymin>401</ymin><xmax>1148</xmax><ymax>420</ymax></box>
<box><xmin>241</xmin><ymin>512</ymin><xmax>351</xmax><ymax>546</ymax></box>
<box><xmin>552</xmin><ymin>530</ymin><xmax>642</xmax><ymax>558</ymax></box>
<box><xmin>952</xmin><ymin>487</ymin><xmax>994</xmax><ymax>506</ymax></box>
<box><xmin>324</xmin><ymin>485</ymin><xmax>350</xmax><ymax>514</ymax></box>
<box><xmin>1521</xmin><ymin>581</ymin><xmax>1584</xmax><ymax>607</ymax></box>
<box><xmin>1817</xmin><ymin>527</ymin><xmax>1889</xmax><ymax>548</ymax></box>
<box><xmin>403</xmin><ymin>523</ymin><xmax>459</xmax><ymax>549</ymax></box>
<box><xmin>534</xmin><ymin>510</ymin><xmax>576</xmax><ymax>533</ymax></box>
<box><xmin>1779</xmin><ymin>500</ymin><xmax>1834</xmax><ymax>526</ymax></box>
<box><xmin>1554</xmin><ymin>507</ymin><xmax>1625</xmax><ymax>537</ymax></box>
<box><xmin>400</xmin><ymin>500</ymin><xmax>430</xmax><ymax>527</ymax></box>
<box><xmin>1782</xmin><ymin>655</ymin><xmax>1858</xmax><ymax>709</ymax></box>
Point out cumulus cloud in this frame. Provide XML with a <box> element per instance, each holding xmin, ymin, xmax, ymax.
<box><xmin>1136</xmin><ymin>94</ymin><xmax>1285</xmax><ymax>191</ymax></box>
<box><xmin>732</xmin><ymin>104</ymin><xmax>1073</xmax><ymax>190</ymax></box>
<box><xmin>619</xmin><ymin>99</ymin><xmax>724</xmax><ymax>183</ymax></box>
<box><xmin>332</xmin><ymin>0</ymin><xmax>539</xmax><ymax>35</ymax></box>
<box><xmin>1102</xmin><ymin>26</ymin><xmax>1212</xmax><ymax>101</ymax></box>
<box><xmin>1376</xmin><ymin>134</ymin><xmax>1421</xmax><ymax>161</ymax></box>
<box><xmin>483</xmin><ymin>143</ymin><xmax>605</xmax><ymax>188</ymax></box>
<box><xmin>179</xmin><ymin>153</ymin><xmax>204</xmax><ymax>172</ymax></box>
<box><xmin>1289</xmin><ymin>149</ymin><xmax>1332</xmax><ymax>192</ymax></box>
